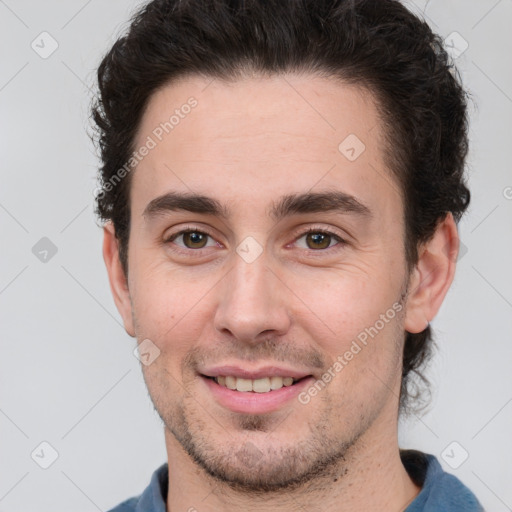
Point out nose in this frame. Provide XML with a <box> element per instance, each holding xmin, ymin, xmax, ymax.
<box><xmin>213</xmin><ymin>251</ymin><xmax>291</xmax><ymax>345</ymax></box>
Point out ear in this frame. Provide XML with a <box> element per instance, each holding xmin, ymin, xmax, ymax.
<box><xmin>404</xmin><ymin>213</ymin><xmax>459</xmax><ymax>334</ymax></box>
<box><xmin>102</xmin><ymin>222</ymin><xmax>135</xmax><ymax>337</ymax></box>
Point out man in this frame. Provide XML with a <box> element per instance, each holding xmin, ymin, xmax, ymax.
<box><xmin>92</xmin><ymin>0</ymin><xmax>484</xmax><ymax>510</ymax></box>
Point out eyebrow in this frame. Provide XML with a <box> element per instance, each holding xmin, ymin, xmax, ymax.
<box><xmin>143</xmin><ymin>190</ymin><xmax>371</xmax><ymax>222</ymax></box>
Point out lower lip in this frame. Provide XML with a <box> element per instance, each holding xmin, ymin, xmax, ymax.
<box><xmin>201</xmin><ymin>375</ymin><xmax>315</xmax><ymax>414</ymax></box>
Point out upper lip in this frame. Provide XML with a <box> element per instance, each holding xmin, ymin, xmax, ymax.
<box><xmin>200</xmin><ymin>365</ymin><xmax>312</xmax><ymax>380</ymax></box>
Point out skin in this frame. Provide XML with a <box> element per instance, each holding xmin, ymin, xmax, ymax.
<box><xmin>103</xmin><ymin>73</ymin><xmax>459</xmax><ymax>511</ymax></box>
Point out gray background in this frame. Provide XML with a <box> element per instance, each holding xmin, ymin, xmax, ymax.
<box><xmin>1</xmin><ymin>0</ymin><xmax>511</xmax><ymax>510</ymax></box>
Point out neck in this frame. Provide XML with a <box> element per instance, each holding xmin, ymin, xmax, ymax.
<box><xmin>164</xmin><ymin>411</ymin><xmax>421</xmax><ymax>512</ymax></box>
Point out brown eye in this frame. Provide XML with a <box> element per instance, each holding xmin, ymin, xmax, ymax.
<box><xmin>167</xmin><ymin>229</ymin><xmax>216</xmax><ymax>251</ymax></box>
<box><xmin>293</xmin><ymin>229</ymin><xmax>345</xmax><ymax>252</ymax></box>
<box><xmin>305</xmin><ymin>232</ymin><xmax>332</xmax><ymax>250</ymax></box>
<box><xmin>182</xmin><ymin>231</ymin><xmax>208</xmax><ymax>248</ymax></box>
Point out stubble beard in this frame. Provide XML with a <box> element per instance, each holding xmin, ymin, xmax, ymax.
<box><xmin>137</xmin><ymin>286</ymin><xmax>409</xmax><ymax>494</ymax></box>
<box><xmin>153</xmin><ymin>389</ymin><xmax>371</xmax><ymax>494</ymax></box>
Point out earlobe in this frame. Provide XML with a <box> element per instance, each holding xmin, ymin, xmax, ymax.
<box><xmin>404</xmin><ymin>213</ymin><xmax>459</xmax><ymax>334</ymax></box>
<box><xmin>102</xmin><ymin>222</ymin><xmax>135</xmax><ymax>337</ymax></box>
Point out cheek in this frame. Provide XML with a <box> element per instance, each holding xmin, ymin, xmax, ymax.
<box><xmin>292</xmin><ymin>266</ymin><xmax>401</xmax><ymax>342</ymax></box>
<box><xmin>129</xmin><ymin>262</ymin><xmax>218</xmax><ymax>356</ymax></box>
<box><xmin>293</xmin><ymin>268</ymin><xmax>405</xmax><ymax>392</ymax></box>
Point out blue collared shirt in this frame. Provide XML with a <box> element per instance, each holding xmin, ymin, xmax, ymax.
<box><xmin>107</xmin><ymin>450</ymin><xmax>484</xmax><ymax>511</ymax></box>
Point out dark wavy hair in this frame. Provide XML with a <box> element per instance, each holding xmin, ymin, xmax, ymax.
<box><xmin>90</xmin><ymin>0</ymin><xmax>470</xmax><ymax>416</ymax></box>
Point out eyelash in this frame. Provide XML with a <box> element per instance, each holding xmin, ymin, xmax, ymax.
<box><xmin>164</xmin><ymin>224</ymin><xmax>347</xmax><ymax>256</ymax></box>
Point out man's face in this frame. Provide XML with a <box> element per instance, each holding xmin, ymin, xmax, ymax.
<box><xmin>122</xmin><ymin>74</ymin><xmax>411</xmax><ymax>489</ymax></box>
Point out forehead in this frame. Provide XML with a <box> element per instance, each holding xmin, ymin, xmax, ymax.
<box><xmin>130</xmin><ymin>73</ymin><xmax>400</xmax><ymax>220</ymax></box>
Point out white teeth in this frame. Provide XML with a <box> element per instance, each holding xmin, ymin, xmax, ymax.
<box><xmin>270</xmin><ymin>376</ymin><xmax>283</xmax><ymax>390</ymax></box>
<box><xmin>225</xmin><ymin>376</ymin><xmax>237</xmax><ymax>390</ymax></box>
<box><xmin>236</xmin><ymin>378</ymin><xmax>253</xmax><ymax>392</ymax></box>
<box><xmin>252</xmin><ymin>377</ymin><xmax>271</xmax><ymax>393</ymax></box>
<box><xmin>214</xmin><ymin>375</ymin><xmax>298</xmax><ymax>392</ymax></box>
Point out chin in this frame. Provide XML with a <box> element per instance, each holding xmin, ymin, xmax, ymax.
<box><xmin>195</xmin><ymin>434</ymin><xmax>356</xmax><ymax>493</ymax></box>
<box><xmin>166</xmin><ymin>402</ymin><xmax>358</xmax><ymax>493</ymax></box>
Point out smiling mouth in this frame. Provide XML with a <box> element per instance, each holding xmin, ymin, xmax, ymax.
<box><xmin>203</xmin><ymin>375</ymin><xmax>310</xmax><ymax>393</ymax></box>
